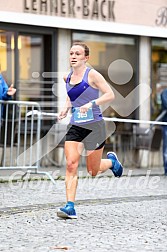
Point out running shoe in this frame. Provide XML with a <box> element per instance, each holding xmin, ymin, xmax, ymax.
<box><xmin>57</xmin><ymin>204</ymin><xmax>77</xmax><ymax>219</ymax></box>
<box><xmin>107</xmin><ymin>152</ymin><xmax>123</xmax><ymax>177</ymax></box>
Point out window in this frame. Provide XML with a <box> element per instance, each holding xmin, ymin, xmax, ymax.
<box><xmin>151</xmin><ymin>39</ymin><xmax>167</xmax><ymax>120</ymax></box>
<box><xmin>0</xmin><ymin>25</ymin><xmax>57</xmax><ymax>132</ymax></box>
<box><xmin>0</xmin><ymin>30</ymin><xmax>15</xmax><ymax>85</ymax></box>
<box><xmin>17</xmin><ymin>33</ymin><xmax>56</xmax><ymax>131</ymax></box>
<box><xmin>72</xmin><ymin>32</ymin><xmax>138</xmax><ymax>132</ymax></box>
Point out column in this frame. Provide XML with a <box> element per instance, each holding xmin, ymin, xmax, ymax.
<box><xmin>138</xmin><ymin>36</ymin><xmax>151</xmax><ymax>167</ymax></box>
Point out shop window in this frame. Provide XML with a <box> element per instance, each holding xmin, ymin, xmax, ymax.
<box><xmin>72</xmin><ymin>32</ymin><xmax>138</xmax><ymax>131</ymax></box>
<box><xmin>18</xmin><ymin>35</ymin><xmax>43</xmax><ymax>102</ymax></box>
<box><xmin>0</xmin><ymin>30</ymin><xmax>15</xmax><ymax>85</ymax></box>
<box><xmin>18</xmin><ymin>34</ymin><xmax>55</xmax><ymax>110</ymax></box>
<box><xmin>17</xmin><ymin>33</ymin><xmax>56</xmax><ymax>131</ymax></box>
<box><xmin>0</xmin><ymin>28</ymin><xmax>57</xmax><ymax>132</ymax></box>
<box><xmin>151</xmin><ymin>39</ymin><xmax>167</xmax><ymax>120</ymax></box>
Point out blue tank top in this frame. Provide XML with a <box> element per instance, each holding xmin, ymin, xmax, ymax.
<box><xmin>66</xmin><ymin>67</ymin><xmax>103</xmax><ymax>125</ymax></box>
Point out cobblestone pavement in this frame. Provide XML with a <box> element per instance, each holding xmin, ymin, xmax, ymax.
<box><xmin>0</xmin><ymin>171</ymin><xmax>167</xmax><ymax>252</ymax></box>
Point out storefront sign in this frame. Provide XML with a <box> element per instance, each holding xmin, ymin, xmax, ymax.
<box><xmin>23</xmin><ymin>0</ymin><xmax>115</xmax><ymax>21</ymax></box>
<box><xmin>1</xmin><ymin>0</ymin><xmax>167</xmax><ymax>31</ymax></box>
<box><xmin>155</xmin><ymin>7</ymin><xmax>167</xmax><ymax>26</ymax></box>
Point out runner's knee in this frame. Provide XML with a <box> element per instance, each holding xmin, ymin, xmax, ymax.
<box><xmin>66</xmin><ymin>160</ymin><xmax>79</xmax><ymax>173</ymax></box>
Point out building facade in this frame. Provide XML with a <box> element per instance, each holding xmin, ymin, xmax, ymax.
<box><xmin>0</xmin><ymin>0</ymin><xmax>167</xmax><ymax>136</ymax></box>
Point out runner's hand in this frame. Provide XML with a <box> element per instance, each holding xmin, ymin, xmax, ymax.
<box><xmin>79</xmin><ymin>102</ymin><xmax>92</xmax><ymax>113</ymax></box>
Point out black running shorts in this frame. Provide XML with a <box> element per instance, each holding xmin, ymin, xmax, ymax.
<box><xmin>65</xmin><ymin>120</ymin><xmax>106</xmax><ymax>150</ymax></box>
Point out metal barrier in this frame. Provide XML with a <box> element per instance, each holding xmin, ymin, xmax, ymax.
<box><xmin>28</xmin><ymin>111</ymin><xmax>167</xmax><ymax>169</ymax></box>
<box><xmin>104</xmin><ymin>116</ymin><xmax>167</xmax><ymax>168</ymax></box>
<box><xmin>0</xmin><ymin>100</ymin><xmax>55</xmax><ymax>184</ymax></box>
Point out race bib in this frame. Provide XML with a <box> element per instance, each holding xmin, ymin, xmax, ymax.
<box><xmin>73</xmin><ymin>107</ymin><xmax>94</xmax><ymax>123</ymax></box>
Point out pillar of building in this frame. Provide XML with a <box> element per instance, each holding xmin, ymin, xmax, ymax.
<box><xmin>57</xmin><ymin>29</ymin><xmax>71</xmax><ymax>114</ymax></box>
<box><xmin>56</xmin><ymin>29</ymin><xmax>71</xmax><ymax>166</ymax></box>
<box><xmin>138</xmin><ymin>36</ymin><xmax>151</xmax><ymax>167</ymax></box>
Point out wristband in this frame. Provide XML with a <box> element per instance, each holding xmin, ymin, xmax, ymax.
<box><xmin>90</xmin><ymin>100</ymin><xmax>96</xmax><ymax>107</ymax></box>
